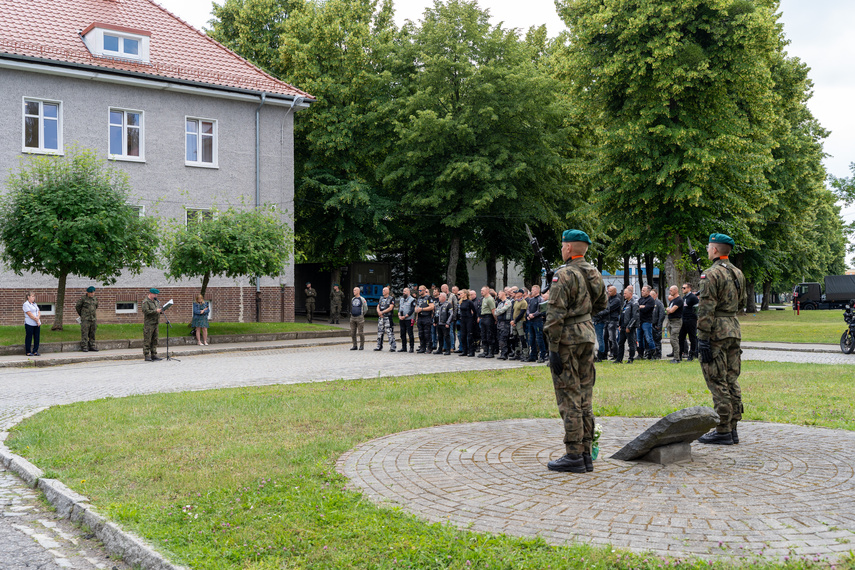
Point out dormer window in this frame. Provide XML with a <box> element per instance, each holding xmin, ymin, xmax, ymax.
<box><xmin>82</xmin><ymin>23</ymin><xmax>150</xmax><ymax>64</ymax></box>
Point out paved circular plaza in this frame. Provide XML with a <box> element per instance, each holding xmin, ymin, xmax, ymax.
<box><xmin>338</xmin><ymin>417</ymin><xmax>855</xmax><ymax>561</ymax></box>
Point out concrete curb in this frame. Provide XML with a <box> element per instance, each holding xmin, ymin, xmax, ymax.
<box><xmin>741</xmin><ymin>342</ymin><xmax>841</xmax><ymax>355</ymax></box>
<box><xmin>1</xmin><ymin>439</ymin><xmax>188</xmax><ymax>570</ymax></box>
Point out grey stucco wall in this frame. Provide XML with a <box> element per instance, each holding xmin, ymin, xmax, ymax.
<box><xmin>0</xmin><ymin>66</ymin><xmax>296</xmax><ymax>289</ymax></box>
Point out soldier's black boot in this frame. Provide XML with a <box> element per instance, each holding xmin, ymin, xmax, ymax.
<box><xmin>89</xmin><ymin>346</ymin><xmax>99</xmax><ymax>352</ymax></box>
<box><xmin>359</xmin><ymin>343</ymin><xmax>364</xmax><ymax>350</ymax></box>
<box><xmin>697</xmin><ymin>430</ymin><xmax>733</xmax><ymax>445</ymax></box>
<box><xmin>547</xmin><ymin>453</ymin><xmax>586</xmax><ymax>473</ymax></box>
<box><xmin>582</xmin><ymin>452</ymin><xmax>594</xmax><ymax>472</ymax></box>
<box><xmin>351</xmin><ymin>345</ymin><xmax>358</xmax><ymax>350</ymax></box>
<box><xmin>374</xmin><ymin>340</ymin><xmax>383</xmax><ymax>351</ymax></box>
<box><xmin>731</xmin><ymin>424</ymin><xmax>739</xmax><ymax>444</ymax></box>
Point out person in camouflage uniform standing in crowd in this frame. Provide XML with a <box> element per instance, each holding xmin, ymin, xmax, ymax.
<box><xmin>544</xmin><ymin>230</ymin><xmax>607</xmax><ymax>473</ymax></box>
<box><xmin>375</xmin><ymin>286</ymin><xmax>397</xmax><ymax>352</ymax></box>
<box><xmin>304</xmin><ymin>282</ymin><xmax>317</xmax><ymax>323</ymax></box>
<box><xmin>75</xmin><ymin>286</ymin><xmax>99</xmax><ymax>352</ymax></box>
<box><xmin>696</xmin><ymin>233</ymin><xmax>747</xmax><ymax>445</ymax></box>
<box><xmin>329</xmin><ymin>284</ymin><xmax>344</xmax><ymax>324</ymax></box>
<box><xmin>141</xmin><ymin>288</ymin><xmax>162</xmax><ymax>362</ymax></box>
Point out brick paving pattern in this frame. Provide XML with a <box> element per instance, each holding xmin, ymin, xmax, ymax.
<box><xmin>0</xmin><ymin>341</ymin><xmax>852</xmax><ymax>567</ymax></box>
<box><xmin>338</xmin><ymin>417</ymin><xmax>855</xmax><ymax>561</ymax></box>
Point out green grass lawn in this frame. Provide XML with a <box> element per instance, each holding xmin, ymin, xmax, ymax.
<box><xmin>739</xmin><ymin>308</ymin><xmax>845</xmax><ymax>344</ymax></box>
<box><xmin>0</xmin><ymin>321</ymin><xmax>338</xmax><ymax>346</ymax></box>
<box><xmin>9</xmin><ymin>361</ymin><xmax>855</xmax><ymax>569</ymax></box>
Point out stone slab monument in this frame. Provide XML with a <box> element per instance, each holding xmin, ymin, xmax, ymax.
<box><xmin>611</xmin><ymin>406</ymin><xmax>719</xmax><ymax>464</ymax></box>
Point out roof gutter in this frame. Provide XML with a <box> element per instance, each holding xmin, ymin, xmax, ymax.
<box><xmin>0</xmin><ymin>54</ymin><xmax>314</xmax><ymax>108</ymax></box>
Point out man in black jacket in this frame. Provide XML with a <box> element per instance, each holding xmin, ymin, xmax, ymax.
<box><xmin>679</xmin><ymin>283</ymin><xmax>699</xmax><ymax>360</ymax></box>
<box><xmin>636</xmin><ymin>285</ymin><xmax>656</xmax><ymax>360</ymax></box>
<box><xmin>606</xmin><ymin>285</ymin><xmax>621</xmax><ymax>360</ymax></box>
<box><xmin>615</xmin><ymin>286</ymin><xmax>639</xmax><ymax>363</ymax></box>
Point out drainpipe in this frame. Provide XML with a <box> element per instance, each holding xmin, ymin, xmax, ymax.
<box><xmin>255</xmin><ymin>92</ymin><xmax>267</xmax><ymax>322</ymax></box>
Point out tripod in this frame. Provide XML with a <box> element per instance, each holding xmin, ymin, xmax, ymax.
<box><xmin>163</xmin><ymin>311</ymin><xmax>180</xmax><ymax>362</ymax></box>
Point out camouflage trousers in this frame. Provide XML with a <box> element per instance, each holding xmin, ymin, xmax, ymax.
<box><xmin>668</xmin><ymin>318</ymin><xmax>682</xmax><ymax>360</ymax></box>
<box><xmin>551</xmin><ymin>342</ymin><xmax>596</xmax><ymax>454</ymax></box>
<box><xmin>80</xmin><ymin>319</ymin><xmax>97</xmax><ymax>350</ymax></box>
<box><xmin>143</xmin><ymin>322</ymin><xmax>158</xmax><ymax>357</ymax></box>
<box><xmin>377</xmin><ymin>316</ymin><xmax>396</xmax><ymax>349</ymax></box>
<box><xmin>306</xmin><ymin>301</ymin><xmax>315</xmax><ymax>323</ymax></box>
<box><xmin>700</xmin><ymin>337</ymin><xmax>743</xmax><ymax>433</ymax></box>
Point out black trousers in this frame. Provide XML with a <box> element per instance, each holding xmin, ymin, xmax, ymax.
<box><xmin>606</xmin><ymin>321</ymin><xmax>619</xmax><ymax>357</ymax></box>
<box><xmin>436</xmin><ymin>325</ymin><xmax>449</xmax><ymax>352</ymax></box>
<box><xmin>479</xmin><ymin>315</ymin><xmax>495</xmax><ymax>353</ymax></box>
<box><xmin>417</xmin><ymin>318</ymin><xmax>432</xmax><ymax>351</ymax></box>
<box><xmin>616</xmin><ymin>326</ymin><xmax>637</xmax><ymax>362</ymax></box>
<box><xmin>399</xmin><ymin>318</ymin><xmax>414</xmax><ymax>349</ymax></box>
<box><xmin>497</xmin><ymin>320</ymin><xmax>511</xmax><ymax>356</ymax></box>
<box><xmin>680</xmin><ymin>318</ymin><xmax>698</xmax><ymax>356</ymax></box>
<box><xmin>461</xmin><ymin>318</ymin><xmax>476</xmax><ymax>354</ymax></box>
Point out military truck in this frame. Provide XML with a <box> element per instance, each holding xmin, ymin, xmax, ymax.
<box><xmin>792</xmin><ymin>275</ymin><xmax>855</xmax><ymax>310</ymax></box>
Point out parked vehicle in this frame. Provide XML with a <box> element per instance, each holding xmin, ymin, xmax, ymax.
<box><xmin>792</xmin><ymin>275</ymin><xmax>855</xmax><ymax>310</ymax></box>
<box><xmin>841</xmin><ymin>301</ymin><xmax>855</xmax><ymax>354</ymax></box>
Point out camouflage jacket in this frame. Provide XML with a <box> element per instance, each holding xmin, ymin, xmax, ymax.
<box><xmin>697</xmin><ymin>258</ymin><xmax>746</xmax><ymax>341</ymax></box>
<box><xmin>141</xmin><ymin>297</ymin><xmax>161</xmax><ymax>326</ymax></box>
<box><xmin>329</xmin><ymin>289</ymin><xmax>345</xmax><ymax>306</ymax></box>
<box><xmin>75</xmin><ymin>295</ymin><xmax>98</xmax><ymax>321</ymax></box>
<box><xmin>305</xmin><ymin>288</ymin><xmax>317</xmax><ymax>304</ymax></box>
<box><xmin>544</xmin><ymin>257</ymin><xmax>607</xmax><ymax>351</ymax></box>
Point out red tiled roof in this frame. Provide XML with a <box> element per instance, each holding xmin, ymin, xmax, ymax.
<box><xmin>0</xmin><ymin>0</ymin><xmax>312</xmax><ymax>100</ymax></box>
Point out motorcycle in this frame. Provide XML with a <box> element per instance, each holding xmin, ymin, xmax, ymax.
<box><xmin>841</xmin><ymin>300</ymin><xmax>855</xmax><ymax>354</ymax></box>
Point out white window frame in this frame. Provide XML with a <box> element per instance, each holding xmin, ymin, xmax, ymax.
<box><xmin>36</xmin><ymin>303</ymin><xmax>56</xmax><ymax>316</ymax></box>
<box><xmin>82</xmin><ymin>27</ymin><xmax>150</xmax><ymax>64</ymax></box>
<box><xmin>108</xmin><ymin>108</ymin><xmax>145</xmax><ymax>162</ymax></box>
<box><xmin>130</xmin><ymin>205</ymin><xmax>145</xmax><ymax>217</ymax></box>
<box><xmin>22</xmin><ymin>98</ymin><xmax>63</xmax><ymax>155</ymax></box>
<box><xmin>115</xmin><ymin>301</ymin><xmax>138</xmax><ymax>314</ymax></box>
<box><xmin>185</xmin><ymin>208</ymin><xmax>215</xmax><ymax>227</ymax></box>
<box><xmin>185</xmin><ymin>117</ymin><xmax>218</xmax><ymax>168</ymax></box>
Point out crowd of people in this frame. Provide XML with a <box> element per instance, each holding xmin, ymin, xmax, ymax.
<box><xmin>343</xmin><ymin>280</ymin><xmax>700</xmax><ymax>365</ymax></box>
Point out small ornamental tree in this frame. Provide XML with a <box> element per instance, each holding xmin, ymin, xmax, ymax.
<box><xmin>0</xmin><ymin>148</ymin><xmax>159</xmax><ymax>329</ymax></box>
<box><xmin>162</xmin><ymin>206</ymin><xmax>293</xmax><ymax>298</ymax></box>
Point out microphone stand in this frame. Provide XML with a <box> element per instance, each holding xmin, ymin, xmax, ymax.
<box><xmin>162</xmin><ymin>304</ymin><xmax>180</xmax><ymax>362</ymax></box>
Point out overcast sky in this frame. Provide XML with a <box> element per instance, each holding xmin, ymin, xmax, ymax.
<box><xmin>157</xmin><ymin>0</ymin><xmax>855</xmax><ymax>225</ymax></box>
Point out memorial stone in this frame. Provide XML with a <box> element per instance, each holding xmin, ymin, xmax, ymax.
<box><xmin>611</xmin><ymin>406</ymin><xmax>719</xmax><ymax>462</ymax></box>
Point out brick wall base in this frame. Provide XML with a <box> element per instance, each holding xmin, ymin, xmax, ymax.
<box><xmin>2</xmin><ymin>286</ymin><xmax>295</xmax><ymax>327</ymax></box>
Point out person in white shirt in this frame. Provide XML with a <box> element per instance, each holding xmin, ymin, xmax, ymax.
<box><xmin>22</xmin><ymin>291</ymin><xmax>41</xmax><ymax>356</ymax></box>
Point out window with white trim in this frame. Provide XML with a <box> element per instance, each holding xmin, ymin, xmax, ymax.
<box><xmin>130</xmin><ymin>205</ymin><xmax>145</xmax><ymax>217</ymax></box>
<box><xmin>109</xmin><ymin>109</ymin><xmax>144</xmax><ymax>161</ymax></box>
<box><xmin>103</xmin><ymin>34</ymin><xmax>141</xmax><ymax>58</ymax></box>
<box><xmin>23</xmin><ymin>99</ymin><xmax>62</xmax><ymax>154</ymax></box>
<box><xmin>185</xmin><ymin>118</ymin><xmax>218</xmax><ymax>167</ymax></box>
<box><xmin>81</xmin><ymin>26</ymin><xmax>150</xmax><ymax>64</ymax></box>
<box><xmin>185</xmin><ymin>208</ymin><xmax>214</xmax><ymax>227</ymax></box>
<box><xmin>37</xmin><ymin>303</ymin><xmax>56</xmax><ymax>316</ymax></box>
<box><xmin>116</xmin><ymin>301</ymin><xmax>138</xmax><ymax>314</ymax></box>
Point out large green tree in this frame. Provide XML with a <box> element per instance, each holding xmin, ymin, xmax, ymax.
<box><xmin>556</xmin><ymin>0</ymin><xmax>782</xmax><ymax>286</ymax></box>
<box><xmin>0</xmin><ymin>148</ymin><xmax>158</xmax><ymax>329</ymax></box>
<box><xmin>162</xmin><ymin>206</ymin><xmax>293</xmax><ymax>300</ymax></box>
<box><xmin>380</xmin><ymin>0</ymin><xmax>578</xmax><ymax>285</ymax></box>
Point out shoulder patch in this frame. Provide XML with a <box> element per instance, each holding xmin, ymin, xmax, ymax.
<box><xmin>700</xmin><ymin>274</ymin><xmax>706</xmax><ymax>279</ymax></box>
<box><xmin>552</xmin><ymin>276</ymin><xmax>559</xmax><ymax>282</ymax></box>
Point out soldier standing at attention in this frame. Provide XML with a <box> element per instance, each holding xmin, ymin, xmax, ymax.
<box><xmin>141</xmin><ymin>288</ymin><xmax>162</xmax><ymax>362</ymax></box>
<box><xmin>304</xmin><ymin>282</ymin><xmax>317</xmax><ymax>323</ymax></box>
<box><xmin>329</xmin><ymin>284</ymin><xmax>345</xmax><ymax>324</ymax></box>
<box><xmin>374</xmin><ymin>286</ymin><xmax>397</xmax><ymax>352</ymax></box>
<box><xmin>75</xmin><ymin>286</ymin><xmax>99</xmax><ymax>352</ymax></box>
<box><xmin>696</xmin><ymin>233</ymin><xmax>746</xmax><ymax>445</ymax></box>
<box><xmin>544</xmin><ymin>230</ymin><xmax>607</xmax><ymax>473</ymax></box>
<box><xmin>349</xmin><ymin>286</ymin><xmax>367</xmax><ymax>350</ymax></box>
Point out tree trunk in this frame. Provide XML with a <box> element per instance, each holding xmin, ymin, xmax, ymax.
<box><xmin>596</xmin><ymin>253</ymin><xmax>603</xmax><ymax>273</ymax></box>
<box><xmin>330</xmin><ymin>266</ymin><xmax>341</xmax><ymax>291</ymax></box>
<box><xmin>664</xmin><ymin>233</ymin><xmax>684</xmax><ymax>292</ymax></box>
<box><xmin>637</xmin><ymin>256</ymin><xmax>644</xmax><ymax>288</ymax></box>
<box><xmin>623</xmin><ymin>255</ymin><xmax>630</xmax><ymax>290</ymax></box>
<box><xmin>502</xmin><ymin>257</ymin><xmax>509</xmax><ymax>289</ymax></box>
<box><xmin>51</xmin><ymin>271</ymin><xmax>68</xmax><ymax>330</ymax></box>
<box><xmin>746</xmin><ymin>281</ymin><xmax>757</xmax><ymax>313</ymax></box>
<box><xmin>645</xmin><ymin>253</ymin><xmax>656</xmax><ymax>295</ymax></box>
<box><xmin>761</xmin><ymin>281</ymin><xmax>771</xmax><ymax>311</ymax></box>
<box><xmin>486</xmin><ymin>251</ymin><xmax>497</xmax><ymax>290</ymax></box>
<box><xmin>446</xmin><ymin>234</ymin><xmax>461</xmax><ymax>286</ymax></box>
<box><xmin>201</xmin><ymin>271</ymin><xmax>211</xmax><ymax>298</ymax></box>
<box><xmin>403</xmin><ymin>248</ymin><xmax>409</xmax><ymax>288</ymax></box>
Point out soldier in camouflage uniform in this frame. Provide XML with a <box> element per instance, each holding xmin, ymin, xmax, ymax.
<box><xmin>696</xmin><ymin>233</ymin><xmax>747</xmax><ymax>445</ymax></box>
<box><xmin>304</xmin><ymin>282</ymin><xmax>317</xmax><ymax>323</ymax></box>
<box><xmin>329</xmin><ymin>284</ymin><xmax>345</xmax><ymax>324</ymax></box>
<box><xmin>544</xmin><ymin>230</ymin><xmax>607</xmax><ymax>473</ymax></box>
<box><xmin>374</xmin><ymin>286</ymin><xmax>397</xmax><ymax>352</ymax></box>
<box><xmin>75</xmin><ymin>286</ymin><xmax>99</xmax><ymax>352</ymax></box>
<box><xmin>141</xmin><ymin>288</ymin><xmax>162</xmax><ymax>361</ymax></box>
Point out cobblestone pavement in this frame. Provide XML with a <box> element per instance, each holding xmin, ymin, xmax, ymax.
<box><xmin>338</xmin><ymin>418</ymin><xmax>855</xmax><ymax>561</ymax></box>
<box><xmin>0</xmin><ymin>343</ymin><xmax>851</xmax><ymax>568</ymax></box>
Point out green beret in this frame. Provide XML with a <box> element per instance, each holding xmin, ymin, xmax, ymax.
<box><xmin>86</xmin><ymin>286</ymin><xmax>95</xmax><ymax>293</ymax></box>
<box><xmin>149</xmin><ymin>288</ymin><xmax>160</xmax><ymax>294</ymax></box>
<box><xmin>709</xmin><ymin>233</ymin><xmax>735</xmax><ymax>247</ymax></box>
<box><xmin>562</xmin><ymin>229</ymin><xmax>591</xmax><ymax>244</ymax></box>
<box><xmin>306</xmin><ymin>282</ymin><xmax>311</xmax><ymax>286</ymax></box>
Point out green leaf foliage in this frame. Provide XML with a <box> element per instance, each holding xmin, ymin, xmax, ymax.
<box><xmin>162</xmin><ymin>206</ymin><xmax>293</xmax><ymax>294</ymax></box>
<box><xmin>0</xmin><ymin>147</ymin><xmax>159</xmax><ymax>327</ymax></box>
